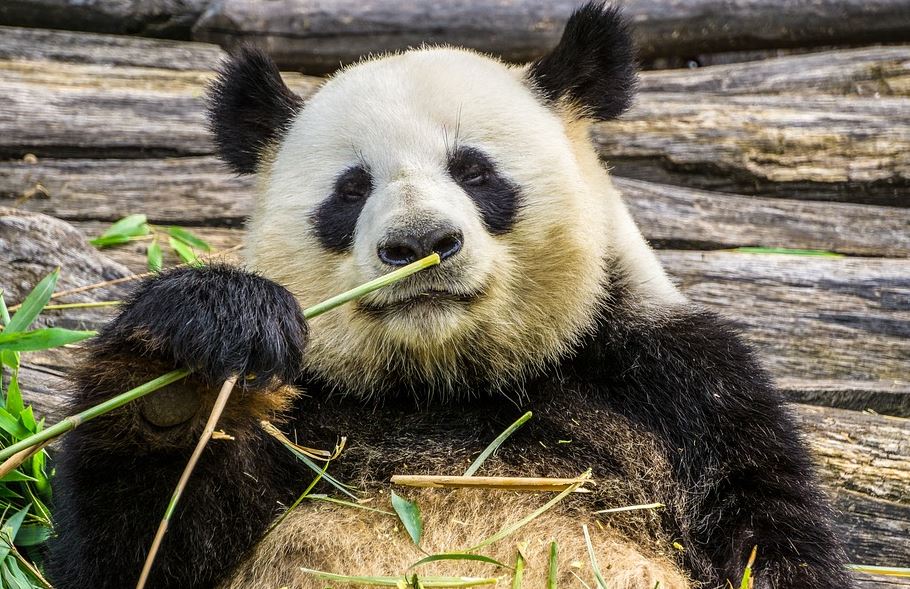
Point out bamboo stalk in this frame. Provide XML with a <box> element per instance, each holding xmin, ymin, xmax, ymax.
<box><xmin>0</xmin><ymin>253</ymin><xmax>441</xmax><ymax>462</ymax></box>
<box><xmin>0</xmin><ymin>369</ymin><xmax>192</xmax><ymax>461</ymax></box>
<box><xmin>135</xmin><ymin>376</ymin><xmax>238</xmax><ymax>589</ymax></box>
<box><xmin>0</xmin><ymin>439</ymin><xmax>52</xmax><ymax>479</ymax></box>
<box><xmin>390</xmin><ymin>475</ymin><xmax>590</xmax><ymax>492</ymax></box>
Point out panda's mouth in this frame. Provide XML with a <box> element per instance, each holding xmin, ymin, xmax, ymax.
<box><xmin>356</xmin><ymin>288</ymin><xmax>481</xmax><ymax>317</ymax></box>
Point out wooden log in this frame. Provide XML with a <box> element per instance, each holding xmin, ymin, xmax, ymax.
<box><xmin>0</xmin><ymin>156</ymin><xmax>254</xmax><ymax>226</ymax></box>
<box><xmin>794</xmin><ymin>405</ymin><xmax>910</xmax><ymax>567</ymax></box>
<box><xmin>659</xmin><ymin>250</ymin><xmax>910</xmax><ymax>408</ymax></box>
<box><xmin>0</xmin><ymin>25</ymin><xmax>225</xmax><ymax>70</ymax></box>
<box><xmin>5</xmin><ymin>159</ymin><xmax>909</xmax><ymax>257</ymax></box>
<box><xmin>616</xmin><ymin>178</ymin><xmax>910</xmax><ymax>257</ymax></box>
<box><xmin>0</xmin><ymin>58</ymin><xmax>321</xmax><ymax>158</ymax></box>
<box><xmin>0</xmin><ymin>0</ymin><xmax>207</xmax><ymax>39</ymax></box>
<box><xmin>191</xmin><ymin>0</ymin><xmax>910</xmax><ymax>74</ymax></box>
<box><xmin>639</xmin><ymin>45</ymin><xmax>910</xmax><ymax>96</ymax></box>
<box><xmin>596</xmin><ymin>93</ymin><xmax>910</xmax><ymax>206</ymax></box>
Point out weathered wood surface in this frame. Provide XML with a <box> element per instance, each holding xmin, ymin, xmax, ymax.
<box><xmin>0</xmin><ymin>58</ymin><xmax>321</xmax><ymax>158</ymax></box>
<box><xmin>595</xmin><ymin>93</ymin><xmax>910</xmax><ymax>206</ymax></box>
<box><xmin>192</xmin><ymin>0</ymin><xmax>910</xmax><ymax>73</ymax></box>
<box><xmin>4</xmin><ymin>48</ymin><xmax>909</xmax><ymax>204</ymax></box>
<box><xmin>0</xmin><ymin>24</ymin><xmax>225</xmax><ymax>70</ymax></box>
<box><xmin>5</xmin><ymin>159</ymin><xmax>910</xmax><ymax>257</ymax></box>
<box><xmin>0</xmin><ymin>0</ymin><xmax>208</xmax><ymax>39</ymax></box>
<box><xmin>639</xmin><ymin>45</ymin><xmax>910</xmax><ymax>96</ymax></box>
<box><xmin>616</xmin><ymin>178</ymin><xmax>910</xmax><ymax>257</ymax></box>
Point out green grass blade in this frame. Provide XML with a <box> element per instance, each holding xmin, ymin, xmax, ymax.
<box><xmin>303</xmin><ymin>494</ymin><xmax>395</xmax><ymax>516</ymax></box>
<box><xmin>0</xmin><ymin>328</ymin><xmax>97</xmax><ymax>353</ymax></box>
<box><xmin>391</xmin><ymin>491</ymin><xmax>423</xmax><ymax>546</ymax></box>
<box><xmin>582</xmin><ymin>525</ymin><xmax>607</xmax><ymax>589</ymax></box>
<box><xmin>547</xmin><ymin>542</ymin><xmax>558</xmax><ymax>589</ymax></box>
<box><xmin>300</xmin><ymin>569</ymin><xmax>498</xmax><ymax>587</ymax></box>
<box><xmin>5</xmin><ymin>270</ymin><xmax>59</xmax><ymax>333</ymax></box>
<box><xmin>464</xmin><ymin>411</ymin><xmax>532</xmax><ymax>476</ymax></box>
<box><xmin>511</xmin><ymin>545</ymin><xmax>526</xmax><ymax>589</ymax></box>
<box><xmin>0</xmin><ymin>291</ymin><xmax>11</xmax><ymax>326</ymax></box>
<box><xmin>466</xmin><ymin>473</ymin><xmax>589</xmax><ymax>553</ymax></box>
<box><xmin>732</xmin><ymin>247</ymin><xmax>842</xmax><ymax>258</ymax></box>
<box><xmin>409</xmin><ymin>553</ymin><xmax>507</xmax><ymax>570</ymax></box>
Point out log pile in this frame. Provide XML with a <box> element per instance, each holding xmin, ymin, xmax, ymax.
<box><xmin>0</xmin><ymin>12</ymin><xmax>908</xmax><ymax>587</ymax></box>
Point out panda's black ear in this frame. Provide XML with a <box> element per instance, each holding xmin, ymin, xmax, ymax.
<box><xmin>528</xmin><ymin>2</ymin><xmax>637</xmax><ymax>121</ymax></box>
<box><xmin>206</xmin><ymin>46</ymin><xmax>304</xmax><ymax>175</ymax></box>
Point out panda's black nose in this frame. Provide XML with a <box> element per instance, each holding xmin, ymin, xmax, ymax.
<box><xmin>378</xmin><ymin>226</ymin><xmax>463</xmax><ymax>266</ymax></box>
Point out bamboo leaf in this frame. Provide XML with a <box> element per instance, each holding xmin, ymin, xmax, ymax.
<box><xmin>582</xmin><ymin>525</ymin><xmax>608</xmax><ymax>589</ymax></box>
<box><xmin>5</xmin><ymin>270</ymin><xmax>59</xmax><ymax>334</ymax></box>
<box><xmin>410</xmin><ymin>553</ymin><xmax>507</xmax><ymax>570</ymax></box>
<box><xmin>0</xmin><ymin>504</ymin><xmax>30</xmax><ymax>561</ymax></box>
<box><xmin>0</xmin><ymin>408</ymin><xmax>29</xmax><ymax>438</ymax></box>
<box><xmin>92</xmin><ymin>214</ymin><xmax>148</xmax><ymax>241</ymax></box>
<box><xmin>0</xmin><ymin>472</ymin><xmax>37</xmax><ymax>483</ymax></box>
<box><xmin>88</xmin><ymin>234</ymin><xmax>133</xmax><ymax>248</ymax></box>
<box><xmin>12</xmin><ymin>525</ymin><xmax>50</xmax><ymax>547</ymax></box>
<box><xmin>548</xmin><ymin>542</ymin><xmax>558</xmax><ymax>589</ymax></box>
<box><xmin>0</xmin><ymin>328</ymin><xmax>96</xmax><ymax>352</ymax></box>
<box><xmin>5</xmin><ymin>369</ymin><xmax>23</xmax><ymax>417</ymax></box>
<box><xmin>147</xmin><ymin>240</ymin><xmax>163</xmax><ymax>272</ymax></box>
<box><xmin>391</xmin><ymin>491</ymin><xmax>423</xmax><ymax>546</ymax></box>
<box><xmin>169</xmin><ymin>236</ymin><xmax>200</xmax><ymax>265</ymax></box>
<box><xmin>167</xmin><ymin>227</ymin><xmax>211</xmax><ymax>252</ymax></box>
<box><xmin>464</xmin><ymin>411</ymin><xmax>532</xmax><ymax>476</ymax></box>
<box><xmin>733</xmin><ymin>247</ymin><xmax>842</xmax><ymax>258</ymax></box>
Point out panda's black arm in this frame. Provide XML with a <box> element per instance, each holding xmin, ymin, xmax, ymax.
<box><xmin>45</xmin><ymin>266</ymin><xmax>310</xmax><ymax>588</ymax></box>
<box><xmin>578</xmin><ymin>309</ymin><xmax>853</xmax><ymax>589</ymax></box>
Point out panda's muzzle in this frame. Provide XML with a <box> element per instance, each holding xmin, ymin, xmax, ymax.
<box><xmin>377</xmin><ymin>224</ymin><xmax>463</xmax><ymax>267</ymax></box>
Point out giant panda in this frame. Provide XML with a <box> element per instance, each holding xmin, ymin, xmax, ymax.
<box><xmin>45</xmin><ymin>3</ymin><xmax>852</xmax><ymax>588</ymax></box>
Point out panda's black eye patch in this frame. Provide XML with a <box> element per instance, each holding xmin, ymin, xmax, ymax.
<box><xmin>337</xmin><ymin>166</ymin><xmax>372</xmax><ymax>202</ymax></box>
<box><xmin>312</xmin><ymin>165</ymin><xmax>373</xmax><ymax>252</ymax></box>
<box><xmin>447</xmin><ymin>147</ymin><xmax>520</xmax><ymax>235</ymax></box>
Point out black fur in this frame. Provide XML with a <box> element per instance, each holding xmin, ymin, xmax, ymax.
<box><xmin>96</xmin><ymin>264</ymin><xmax>307</xmax><ymax>387</ymax></box>
<box><xmin>447</xmin><ymin>146</ymin><xmax>521</xmax><ymax>235</ymax></box>
<box><xmin>312</xmin><ymin>165</ymin><xmax>373</xmax><ymax>252</ymax></box>
<box><xmin>47</xmin><ymin>266</ymin><xmax>852</xmax><ymax>589</ymax></box>
<box><xmin>207</xmin><ymin>46</ymin><xmax>304</xmax><ymax>174</ymax></box>
<box><xmin>528</xmin><ymin>2</ymin><xmax>638</xmax><ymax>120</ymax></box>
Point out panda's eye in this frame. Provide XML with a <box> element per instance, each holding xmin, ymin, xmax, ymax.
<box><xmin>335</xmin><ymin>166</ymin><xmax>372</xmax><ymax>203</ymax></box>
<box><xmin>449</xmin><ymin>149</ymin><xmax>492</xmax><ymax>187</ymax></box>
<box><xmin>460</xmin><ymin>164</ymin><xmax>489</xmax><ymax>186</ymax></box>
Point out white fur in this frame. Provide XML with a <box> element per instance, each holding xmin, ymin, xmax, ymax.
<box><xmin>247</xmin><ymin>47</ymin><xmax>684</xmax><ymax>397</ymax></box>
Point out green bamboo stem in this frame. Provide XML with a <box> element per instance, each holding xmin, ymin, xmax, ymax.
<box><xmin>0</xmin><ymin>253</ymin><xmax>440</xmax><ymax>463</ymax></box>
<box><xmin>302</xmin><ymin>252</ymin><xmax>440</xmax><ymax>319</ymax></box>
<box><xmin>0</xmin><ymin>369</ymin><xmax>191</xmax><ymax>461</ymax></box>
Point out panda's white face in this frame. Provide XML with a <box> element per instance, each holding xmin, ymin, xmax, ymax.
<box><xmin>244</xmin><ymin>47</ymin><xmax>677</xmax><ymax>397</ymax></box>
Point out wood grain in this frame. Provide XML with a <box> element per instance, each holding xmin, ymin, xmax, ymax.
<box><xmin>639</xmin><ymin>45</ymin><xmax>910</xmax><ymax>96</ymax></box>
<box><xmin>596</xmin><ymin>93</ymin><xmax>910</xmax><ymax>206</ymax></box>
<box><xmin>191</xmin><ymin>0</ymin><xmax>910</xmax><ymax>73</ymax></box>
<box><xmin>0</xmin><ymin>24</ymin><xmax>226</xmax><ymax>70</ymax></box>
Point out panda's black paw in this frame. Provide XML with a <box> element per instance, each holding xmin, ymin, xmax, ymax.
<box><xmin>95</xmin><ymin>264</ymin><xmax>307</xmax><ymax>389</ymax></box>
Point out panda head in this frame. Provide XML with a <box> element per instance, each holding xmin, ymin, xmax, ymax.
<box><xmin>207</xmin><ymin>2</ymin><xmax>681</xmax><ymax>398</ymax></box>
